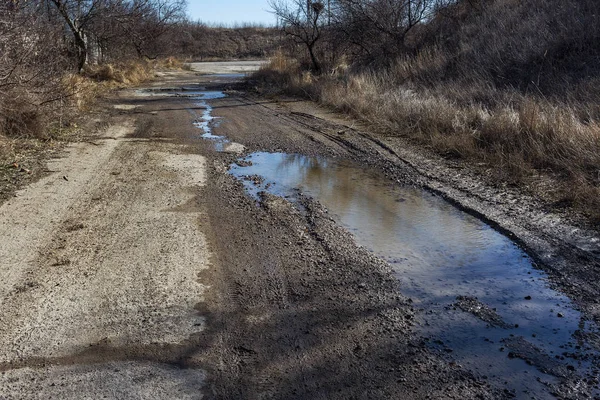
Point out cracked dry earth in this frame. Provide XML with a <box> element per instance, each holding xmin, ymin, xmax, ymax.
<box><xmin>0</xmin><ymin>63</ymin><xmax>598</xmax><ymax>399</ymax></box>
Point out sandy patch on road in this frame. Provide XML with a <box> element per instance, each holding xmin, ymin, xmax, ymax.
<box><xmin>113</xmin><ymin>104</ymin><xmax>140</xmax><ymax>110</ymax></box>
<box><xmin>0</xmin><ymin>123</ymin><xmax>132</xmax><ymax>304</ymax></box>
<box><xmin>0</xmin><ymin>123</ymin><xmax>209</xmax><ymax>398</ymax></box>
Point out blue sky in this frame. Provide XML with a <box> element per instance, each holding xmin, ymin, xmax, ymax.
<box><xmin>187</xmin><ymin>0</ymin><xmax>276</xmax><ymax>26</ymax></box>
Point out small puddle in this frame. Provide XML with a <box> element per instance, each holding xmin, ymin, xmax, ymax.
<box><xmin>145</xmin><ymin>86</ymin><xmax>245</xmax><ymax>154</ymax></box>
<box><xmin>191</xmin><ymin>92</ymin><xmax>226</xmax><ymax>137</ymax></box>
<box><xmin>188</xmin><ymin>91</ymin><xmax>246</xmax><ymax>153</ymax></box>
<box><xmin>149</xmin><ymin>88</ymin><xmax>239</xmax><ymax>154</ymax></box>
<box><xmin>230</xmin><ymin>152</ymin><xmax>600</xmax><ymax>398</ymax></box>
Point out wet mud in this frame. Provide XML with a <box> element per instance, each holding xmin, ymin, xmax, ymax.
<box><xmin>192</xmin><ymin>73</ymin><xmax>600</xmax><ymax>398</ymax></box>
<box><xmin>225</xmin><ymin>149</ymin><xmax>600</xmax><ymax>398</ymax></box>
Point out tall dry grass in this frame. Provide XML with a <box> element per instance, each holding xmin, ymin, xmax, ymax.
<box><xmin>255</xmin><ymin>56</ymin><xmax>600</xmax><ymax>220</ymax></box>
<box><xmin>62</xmin><ymin>60</ymin><xmax>159</xmax><ymax>112</ymax></box>
<box><xmin>252</xmin><ymin>51</ymin><xmax>319</xmax><ymax>98</ymax></box>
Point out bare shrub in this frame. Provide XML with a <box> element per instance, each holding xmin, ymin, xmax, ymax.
<box><xmin>0</xmin><ymin>92</ymin><xmax>46</xmax><ymax>139</ymax></box>
<box><xmin>0</xmin><ymin>2</ymin><xmax>69</xmax><ymax>138</ymax></box>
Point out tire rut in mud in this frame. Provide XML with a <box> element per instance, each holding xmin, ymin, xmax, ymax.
<box><xmin>197</xmin><ymin>159</ymin><xmax>502</xmax><ymax>399</ymax></box>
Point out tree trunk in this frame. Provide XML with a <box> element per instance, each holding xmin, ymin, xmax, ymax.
<box><xmin>307</xmin><ymin>42</ymin><xmax>321</xmax><ymax>72</ymax></box>
<box><xmin>50</xmin><ymin>0</ymin><xmax>88</xmax><ymax>72</ymax></box>
<box><xmin>75</xmin><ymin>31</ymin><xmax>87</xmax><ymax>72</ymax></box>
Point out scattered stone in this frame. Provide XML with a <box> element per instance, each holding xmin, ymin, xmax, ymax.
<box><xmin>502</xmin><ymin>336</ymin><xmax>571</xmax><ymax>377</ymax></box>
<box><xmin>454</xmin><ymin>295</ymin><xmax>512</xmax><ymax>328</ymax></box>
<box><xmin>243</xmin><ymin>174</ymin><xmax>264</xmax><ymax>185</ymax></box>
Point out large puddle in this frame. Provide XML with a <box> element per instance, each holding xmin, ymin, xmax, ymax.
<box><xmin>230</xmin><ymin>152</ymin><xmax>600</xmax><ymax>398</ymax></box>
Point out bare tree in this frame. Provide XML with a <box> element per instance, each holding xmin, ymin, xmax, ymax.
<box><xmin>48</xmin><ymin>0</ymin><xmax>105</xmax><ymax>71</ymax></box>
<box><xmin>47</xmin><ymin>0</ymin><xmax>187</xmax><ymax>71</ymax></box>
<box><xmin>0</xmin><ymin>2</ymin><xmax>67</xmax><ymax>94</ymax></box>
<box><xmin>331</xmin><ymin>0</ymin><xmax>445</xmax><ymax>62</ymax></box>
<box><xmin>122</xmin><ymin>0</ymin><xmax>187</xmax><ymax>59</ymax></box>
<box><xmin>270</xmin><ymin>0</ymin><xmax>327</xmax><ymax>72</ymax></box>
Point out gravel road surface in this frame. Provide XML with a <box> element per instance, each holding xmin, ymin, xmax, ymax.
<box><xmin>0</xmin><ymin>63</ymin><xmax>598</xmax><ymax>399</ymax></box>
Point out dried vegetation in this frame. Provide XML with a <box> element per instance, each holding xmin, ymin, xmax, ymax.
<box><xmin>259</xmin><ymin>0</ymin><xmax>600</xmax><ymax>221</ymax></box>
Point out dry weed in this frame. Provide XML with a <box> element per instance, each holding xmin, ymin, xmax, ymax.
<box><xmin>62</xmin><ymin>73</ymin><xmax>108</xmax><ymax>111</ymax></box>
<box><xmin>159</xmin><ymin>56</ymin><xmax>184</xmax><ymax>69</ymax></box>
<box><xmin>67</xmin><ymin>61</ymin><xmax>155</xmax><ymax>111</ymax></box>
<box><xmin>83</xmin><ymin>61</ymin><xmax>153</xmax><ymax>86</ymax></box>
<box><xmin>0</xmin><ymin>92</ymin><xmax>47</xmax><ymax>139</ymax></box>
<box><xmin>254</xmin><ymin>62</ymin><xmax>600</xmax><ymax>218</ymax></box>
<box><xmin>268</xmin><ymin>50</ymin><xmax>299</xmax><ymax>73</ymax></box>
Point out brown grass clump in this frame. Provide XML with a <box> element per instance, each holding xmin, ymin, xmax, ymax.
<box><xmin>62</xmin><ymin>73</ymin><xmax>108</xmax><ymax>111</ymax></box>
<box><xmin>158</xmin><ymin>56</ymin><xmax>184</xmax><ymax>69</ymax></box>
<box><xmin>253</xmin><ymin>52</ymin><xmax>320</xmax><ymax>98</ymax></box>
<box><xmin>83</xmin><ymin>61</ymin><xmax>154</xmax><ymax>86</ymax></box>
<box><xmin>0</xmin><ymin>91</ymin><xmax>47</xmax><ymax>139</ymax></box>
<box><xmin>68</xmin><ymin>60</ymin><xmax>156</xmax><ymax>111</ymax></box>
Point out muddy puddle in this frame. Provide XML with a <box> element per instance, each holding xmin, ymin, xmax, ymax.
<box><xmin>143</xmin><ymin>86</ymin><xmax>244</xmax><ymax>154</ymax></box>
<box><xmin>137</xmin><ymin>87</ymin><xmax>231</xmax><ymax>149</ymax></box>
<box><xmin>230</xmin><ymin>152</ymin><xmax>600</xmax><ymax>398</ymax></box>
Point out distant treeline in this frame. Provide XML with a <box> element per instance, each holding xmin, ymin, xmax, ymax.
<box><xmin>171</xmin><ymin>23</ymin><xmax>282</xmax><ymax>60</ymax></box>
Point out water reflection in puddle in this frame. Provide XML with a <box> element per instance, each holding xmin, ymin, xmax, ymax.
<box><xmin>230</xmin><ymin>152</ymin><xmax>600</xmax><ymax>398</ymax></box>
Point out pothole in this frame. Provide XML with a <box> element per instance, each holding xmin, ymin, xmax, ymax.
<box><xmin>229</xmin><ymin>151</ymin><xmax>600</xmax><ymax>398</ymax></box>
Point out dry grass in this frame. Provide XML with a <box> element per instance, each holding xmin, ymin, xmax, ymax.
<box><xmin>157</xmin><ymin>56</ymin><xmax>185</xmax><ymax>70</ymax></box>
<box><xmin>66</xmin><ymin>60</ymin><xmax>160</xmax><ymax>111</ymax></box>
<box><xmin>82</xmin><ymin>60</ymin><xmax>154</xmax><ymax>86</ymax></box>
<box><xmin>0</xmin><ymin>93</ymin><xmax>47</xmax><ymax>139</ymax></box>
<box><xmin>1</xmin><ymin>59</ymin><xmax>166</xmax><ymax>141</ymax></box>
<box><xmin>252</xmin><ymin>51</ymin><xmax>320</xmax><ymax>98</ymax></box>
<box><xmin>255</xmin><ymin>57</ymin><xmax>600</xmax><ymax>221</ymax></box>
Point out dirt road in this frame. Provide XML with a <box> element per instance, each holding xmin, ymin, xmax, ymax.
<box><xmin>0</xmin><ymin>64</ymin><xmax>598</xmax><ymax>399</ymax></box>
